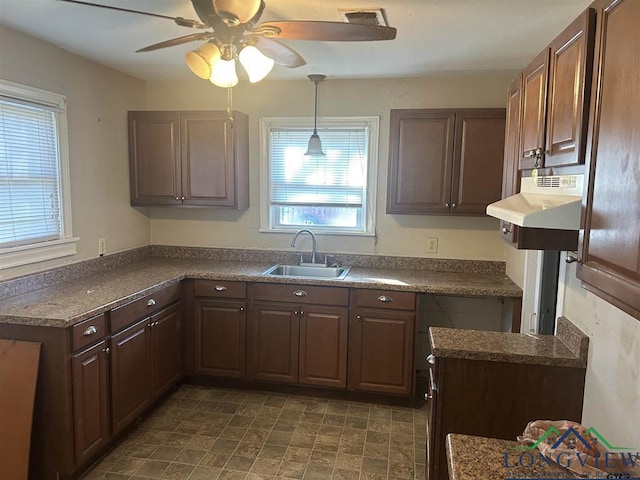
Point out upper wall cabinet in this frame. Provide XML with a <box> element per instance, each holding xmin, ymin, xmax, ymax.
<box><xmin>387</xmin><ymin>108</ymin><xmax>505</xmax><ymax>215</ymax></box>
<box><xmin>577</xmin><ymin>0</ymin><xmax>640</xmax><ymax>320</ymax></box>
<box><xmin>128</xmin><ymin>110</ymin><xmax>249</xmax><ymax>208</ymax></box>
<box><xmin>519</xmin><ymin>9</ymin><xmax>596</xmax><ymax>170</ymax></box>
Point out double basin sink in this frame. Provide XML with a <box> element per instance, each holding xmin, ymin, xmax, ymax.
<box><xmin>262</xmin><ymin>263</ymin><xmax>351</xmax><ymax>280</ymax></box>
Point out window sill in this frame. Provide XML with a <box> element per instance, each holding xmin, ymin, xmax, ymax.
<box><xmin>0</xmin><ymin>237</ymin><xmax>79</xmax><ymax>270</ymax></box>
<box><xmin>259</xmin><ymin>228</ymin><xmax>376</xmax><ymax>237</ymax></box>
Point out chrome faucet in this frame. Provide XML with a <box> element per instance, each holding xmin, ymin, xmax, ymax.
<box><xmin>290</xmin><ymin>229</ymin><xmax>318</xmax><ymax>264</ymax></box>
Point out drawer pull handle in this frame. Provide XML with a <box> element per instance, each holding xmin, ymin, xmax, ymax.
<box><xmin>214</xmin><ymin>285</ymin><xmax>227</xmax><ymax>292</ymax></box>
<box><xmin>83</xmin><ymin>325</ymin><xmax>97</xmax><ymax>336</ymax></box>
<box><xmin>146</xmin><ymin>299</ymin><xmax>156</xmax><ymax>307</ymax></box>
<box><xmin>293</xmin><ymin>290</ymin><xmax>307</xmax><ymax>297</ymax></box>
<box><xmin>377</xmin><ymin>295</ymin><xmax>393</xmax><ymax>303</ymax></box>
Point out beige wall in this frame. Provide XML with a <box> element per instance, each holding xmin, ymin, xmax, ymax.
<box><xmin>559</xmin><ymin>266</ymin><xmax>640</xmax><ymax>446</ymax></box>
<box><xmin>146</xmin><ymin>74</ymin><xmax>514</xmax><ymax>260</ymax></box>
<box><xmin>0</xmin><ymin>26</ymin><xmax>150</xmax><ymax>281</ymax></box>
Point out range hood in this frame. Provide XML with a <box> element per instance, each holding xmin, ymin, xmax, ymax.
<box><xmin>486</xmin><ymin>174</ymin><xmax>584</xmax><ymax>230</ymax></box>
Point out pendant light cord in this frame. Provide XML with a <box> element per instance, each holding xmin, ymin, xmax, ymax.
<box><xmin>313</xmin><ymin>79</ymin><xmax>318</xmax><ymax>134</ymax></box>
<box><xmin>227</xmin><ymin>86</ymin><xmax>234</xmax><ymax>127</ymax></box>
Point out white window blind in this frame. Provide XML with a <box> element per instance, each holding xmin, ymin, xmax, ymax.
<box><xmin>0</xmin><ymin>98</ymin><xmax>62</xmax><ymax>248</ymax></box>
<box><xmin>270</xmin><ymin>128</ymin><xmax>367</xmax><ymax>208</ymax></box>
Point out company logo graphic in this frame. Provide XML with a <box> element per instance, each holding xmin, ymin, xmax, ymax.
<box><xmin>503</xmin><ymin>425</ymin><xmax>640</xmax><ymax>479</ymax></box>
<box><xmin>514</xmin><ymin>426</ymin><xmax>634</xmax><ymax>452</ymax></box>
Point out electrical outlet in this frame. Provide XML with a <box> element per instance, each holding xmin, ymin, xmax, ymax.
<box><xmin>426</xmin><ymin>237</ymin><xmax>438</xmax><ymax>254</ymax></box>
<box><xmin>98</xmin><ymin>238</ymin><xmax>106</xmax><ymax>256</ymax></box>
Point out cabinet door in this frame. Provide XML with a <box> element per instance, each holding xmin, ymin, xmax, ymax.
<box><xmin>150</xmin><ymin>303</ymin><xmax>182</xmax><ymax>399</ymax></box>
<box><xmin>110</xmin><ymin>318</ymin><xmax>151</xmax><ymax>434</ymax></box>
<box><xmin>387</xmin><ymin>110</ymin><xmax>455</xmax><ymax>214</ymax></box>
<box><xmin>71</xmin><ymin>341</ymin><xmax>110</xmax><ymax>466</ymax></box>
<box><xmin>194</xmin><ymin>299</ymin><xmax>246</xmax><ymax>378</ymax></box>
<box><xmin>545</xmin><ymin>9</ymin><xmax>596</xmax><ymax>168</ymax></box>
<box><xmin>451</xmin><ymin>109</ymin><xmax>505</xmax><ymax>215</ymax></box>
<box><xmin>249</xmin><ymin>302</ymin><xmax>299</xmax><ymax>383</ymax></box>
<box><xmin>577</xmin><ymin>0</ymin><xmax>640</xmax><ymax>319</ymax></box>
<box><xmin>181</xmin><ymin>112</ymin><xmax>236</xmax><ymax>207</ymax></box>
<box><xmin>299</xmin><ymin>306</ymin><xmax>348</xmax><ymax>388</ymax></box>
<box><xmin>519</xmin><ymin>49</ymin><xmax>549</xmax><ymax>169</ymax></box>
<box><xmin>128</xmin><ymin>111</ymin><xmax>181</xmax><ymax>205</ymax></box>
<box><xmin>348</xmin><ymin>308</ymin><xmax>415</xmax><ymax>395</ymax></box>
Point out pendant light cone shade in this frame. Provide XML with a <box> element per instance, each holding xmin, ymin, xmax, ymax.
<box><xmin>186</xmin><ymin>43</ymin><xmax>221</xmax><ymax>79</ymax></box>
<box><xmin>305</xmin><ymin>74</ymin><xmax>326</xmax><ymax>156</ymax></box>
<box><xmin>210</xmin><ymin>58</ymin><xmax>239</xmax><ymax>88</ymax></box>
<box><xmin>239</xmin><ymin>45</ymin><xmax>275</xmax><ymax>83</ymax></box>
<box><xmin>213</xmin><ymin>0</ymin><xmax>261</xmax><ymax>24</ymax></box>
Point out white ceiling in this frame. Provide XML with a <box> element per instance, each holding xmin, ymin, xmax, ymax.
<box><xmin>0</xmin><ymin>0</ymin><xmax>592</xmax><ymax>82</ymax></box>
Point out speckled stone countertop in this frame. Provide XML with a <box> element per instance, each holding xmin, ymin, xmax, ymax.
<box><xmin>429</xmin><ymin>317</ymin><xmax>588</xmax><ymax>368</ymax></box>
<box><xmin>0</xmin><ymin>255</ymin><xmax>521</xmax><ymax>328</ymax></box>
<box><xmin>446</xmin><ymin>434</ymin><xmax>577</xmax><ymax>480</ymax></box>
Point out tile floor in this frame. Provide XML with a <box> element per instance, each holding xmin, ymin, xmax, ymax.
<box><xmin>82</xmin><ymin>384</ymin><xmax>428</xmax><ymax>480</ymax></box>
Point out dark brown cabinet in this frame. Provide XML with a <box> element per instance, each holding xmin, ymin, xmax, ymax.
<box><xmin>109</xmin><ymin>286</ymin><xmax>182</xmax><ymax>434</ymax></box>
<box><xmin>519</xmin><ymin>9</ymin><xmax>596</xmax><ymax>170</ymax></box>
<box><xmin>248</xmin><ymin>283</ymin><xmax>349</xmax><ymax>388</ymax></box>
<box><xmin>110</xmin><ymin>318</ymin><xmax>151</xmax><ymax>434</ymax></box>
<box><xmin>194</xmin><ymin>280</ymin><xmax>247</xmax><ymax>378</ymax></box>
<box><xmin>71</xmin><ymin>340</ymin><xmax>110</xmax><ymax>466</ymax></box>
<box><xmin>387</xmin><ymin>108</ymin><xmax>505</xmax><ymax>215</ymax></box>
<box><xmin>577</xmin><ymin>0</ymin><xmax>640</xmax><ymax>321</ymax></box>
<box><xmin>348</xmin><ymin>289</ymin><xmax>416</xmax><ymax>396</ymax></box>
<box><xmin>128</xmin><ymin>110</ymin><xmax>249</xmax><ymax>208</ymax></box>
<box><xmin>427</xmin><ymin>352</ymin><xmax>585</xmax><ymax>480</ymax></box>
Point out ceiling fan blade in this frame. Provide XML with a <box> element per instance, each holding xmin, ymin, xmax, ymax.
<box><xmin>248</xmin><ymin>36</ymin><xmax>306</xmax><ymax>68</ymax></box>
<box><xmin>256</xmin><ymin>21</ymin><xmax>397</xmax><ymax>42</ymax></box>
<box><xmin>136</xmin><ymin>32</ymin><xmax>214</xmax><ymax>53</ymax></box>
<box><xmin>57</xmin><ymin>0</ymin><xmax>207</xmax><ymax>28</ymax></box>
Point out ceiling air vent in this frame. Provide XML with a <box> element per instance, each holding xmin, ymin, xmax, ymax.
<box><xmin>339</xmin><ymin>8</ymin><xmax>388</xmax><ymax>27</ymax></box>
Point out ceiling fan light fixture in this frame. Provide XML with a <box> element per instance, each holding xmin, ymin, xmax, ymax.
<box><xmin>213</xmin><ymin>0</ymin><xmax>262</xmax><ymax>24</ymax></box>
<box><xmin>210</xmin><ymin>58</ymin><xmax>239</xmax><ymax>88</ymax></box>
<box><xmin>239</xmin><ymin>45</ymin><xmax>275</xmax><ymax>83</ymax></box>
<box><xmin>186</xmin><ymin>42</ymin><xmax>221</xmax><ymax>79</ymax></box>
<box><xmin>305</xmin><ymin>74</ymin><xmax>326</xmax><ymax>156</ymax></box>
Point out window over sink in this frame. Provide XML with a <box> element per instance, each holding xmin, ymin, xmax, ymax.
<box><xmin>260</xmin><ymin>116</ymin><xmax>378</xmax><ymax>235</ymax></box>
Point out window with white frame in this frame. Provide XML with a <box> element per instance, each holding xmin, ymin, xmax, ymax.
<box><xmin>0</xmin><ymin>79</ymin><xmax>76</xmax><ymax>269</ymax></box>
<box><xmin>260</xmin><ymin>117</ymin><xmax>378</xmax><ymax>235</ymax></box>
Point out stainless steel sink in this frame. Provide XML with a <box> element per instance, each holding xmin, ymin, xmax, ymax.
<box><xmin>262</xmin><ymin>264</ymin><xmax>351</xmax><ymax>280</ymax></box>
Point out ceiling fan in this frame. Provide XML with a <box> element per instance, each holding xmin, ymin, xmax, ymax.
<box><xmin>57</xmin><ymin>0</ymin><xmax>397</xmax><ymax>86</ymax></box>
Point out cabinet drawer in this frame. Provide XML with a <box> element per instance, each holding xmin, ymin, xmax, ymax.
<box><xmin>71</xmin><ymin>313</ymin><xmax>107</xmax><ymax>351</ymax></box>
<box><xmin>110</xmin><ymin>283</ymin><xmax>181</xmax><ymax>333</ymax></box>
<box><xmin>194</xmin><ymin>280</ymin><xmax>246</xmax><ymax>299</ymax></box>
<box><xmin>353</xmin><ymin>289</ymin><xmax>416</xmax><ymax>311</ymax></box>
<box><xmin>251</xmin><ymin>283</ymin><xmax>349</xmax><ymax>306</ymax></box>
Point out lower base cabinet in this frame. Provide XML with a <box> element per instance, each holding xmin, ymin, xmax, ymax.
<box><xmin>427</xmin><ymin>356</ymin><xmax>586</xmax><ymax>480</ymax></box>
<box><xmin>348</xmin><ymin>289</ymin><xmax>416</xmax><ymax>396</ymax></box>
<box><xmin>248</xmin><ymin>283</ymin><xmax>349</xmax><ymax>388</ymax></box>
<box><xmin>71</xmin><ymin>340</ymin><xmax>110</xmax><ymax>466</ymax></box>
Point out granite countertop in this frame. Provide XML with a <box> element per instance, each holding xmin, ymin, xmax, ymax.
<box><xmin>429</xmin><ymin>317</ymin><xmax>589</xmax><ymax>368</ymax></box>
<box><xmin>0</xmin><ymin>256</ymin><xmax>521</xmax><ymax>328</ymax></box>
<box><xmin>446</xmin><ymin>434</ymin><xmax>577</xmax><ymax>480</ymax></box>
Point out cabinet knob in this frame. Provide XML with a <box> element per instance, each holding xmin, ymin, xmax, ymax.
<box><xmin>214</xmin><ymin>285</ymin><xmax>227</xmax><ymax>292</ymax></box>
<box><xmin>452</xmin><ymin>203</ymin><xmax>457</xmax><ymax>208</ymax></box>
<box><xmin>181</xmin><ymin>196</ymin><xmax>185</xmax><ymax>200</ymax></box>
<box><xmin>240</xmin><ymin>307</ymin><xmax>244</xmax><ymax>311</ymax></box>
<box><xmin>445</xmin><ymin>203</ymin><xmax>450</xmax><ymax>208</ymax></box>
<box><xmin>524</xmin><ymin>150</ymin><xmax>536</xmax><ymax>158</ymax></box>
<box><xmin>377</xmin><ymin>295</ymin><xmax>393</xmax><ymax>303</ymax></box>
<box><xmin>103</xmin><ymin>347</ymin><xmax>110</xmax><ymax>354</ymax></box>
<box><xmin>147</xmin><ymin>299</ymin><xmax>156</xmax><ymax>307</ymax></box>
<box><xmin>293</xmin><ymin>290</ymin><xmax>307</xmax><ymax>297</ymax></box>
<box><xmin>427</xmin><ymin>354</ymin><xmax>436</xmax><ymax>365</ymax></box>
<box><xmin>565</xmin><ymin>252</ymin><xmax>581</xmax><ymax>264</ymax></box>
<box><xmin>175</xmin><ymin>196</ymin><xmax>179</xmax><ymax>201</ymax></box>
<box><xmin>502</xmin><ymin>226</ymin><xmax>512</xmax><ymax>234</ymax></box>
<box><xmin>424</xmin><ymin>392</ymin><xmax>433</xmax><ymax>401</ymax></box>
<box><xmin>300</xmin><ymin>310</ymin><xmax>304</xmax><ymax>316</ymax></box>
<box><xmin>83</xmin><ymin>325</ymin><xmax>97</xmax><ymax>336</ymax></box>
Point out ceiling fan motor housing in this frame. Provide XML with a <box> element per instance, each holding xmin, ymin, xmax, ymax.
<box><xmin>213</xmin><ymin>0</ymin><xmax>262</xmax><ymax>25</ymax></box>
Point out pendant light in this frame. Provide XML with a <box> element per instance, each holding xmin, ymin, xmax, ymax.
<box><xmin>305</xmin><ymin>74</ymin><xmax>326</xmax><ymax>156</ymax></box>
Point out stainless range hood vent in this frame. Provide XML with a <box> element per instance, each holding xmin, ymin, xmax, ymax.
<box><xmin>486</xmin><ymin>174</ymin><xmax>584</xmax><ymax>230</ymax></box>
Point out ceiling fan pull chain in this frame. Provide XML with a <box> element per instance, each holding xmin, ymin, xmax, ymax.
<box><xmin>227</xmin><ymin>86</ymin><xmax>234</xmax><ymax>127</ymax></box>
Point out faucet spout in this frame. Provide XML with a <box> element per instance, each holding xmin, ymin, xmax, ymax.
<box><xmin>290</xmin><ymin>229</ymin><xmax>318</xmax><ymax>264</ymax></box>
